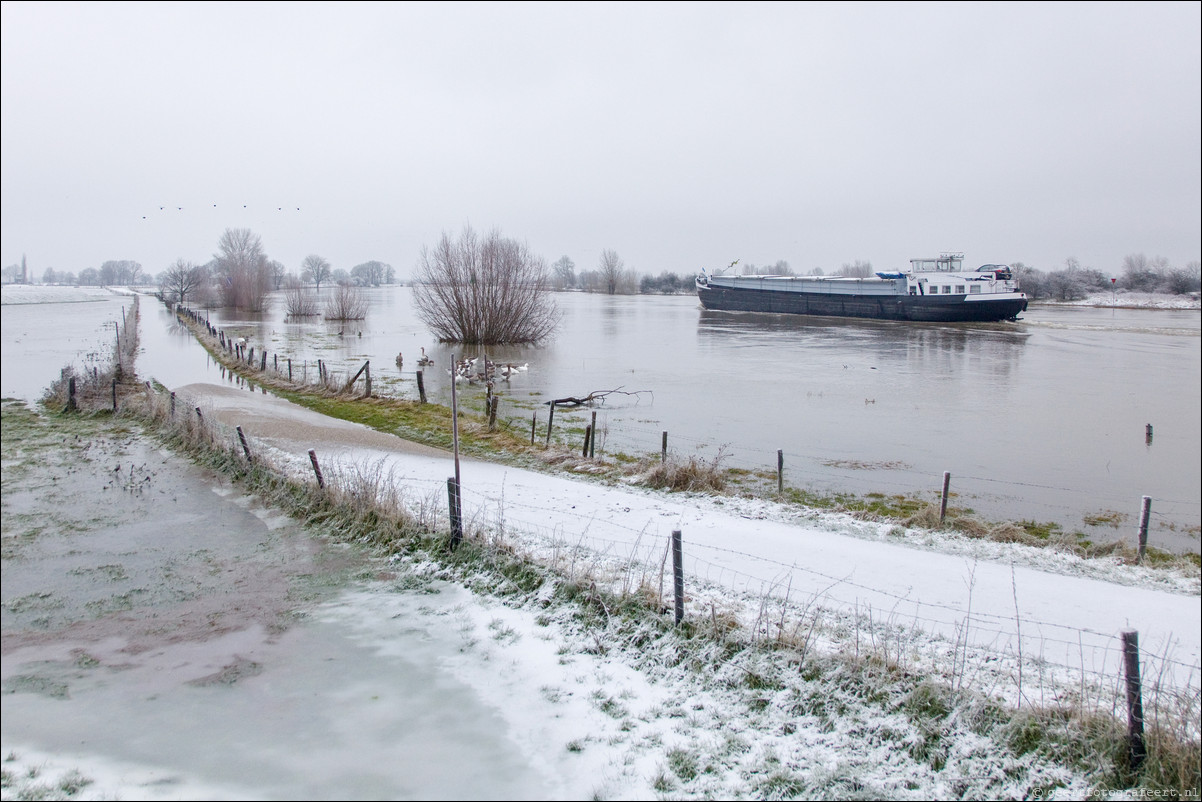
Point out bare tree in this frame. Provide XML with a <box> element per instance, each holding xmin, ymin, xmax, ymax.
<box><xmin>350</xmin><ymin>260</ymin><xmax>390</xmax><ymax>286</ymax></box>
<box><xmin>551</xmin><ymin>255</ymin><xmax>576</xmax><ymax>290</ymax></box>
<box><xmin>838</xmin><ymin>260</ymin><xmax>874</xmax><ymax>277</ymax></box>
<box><xmin>99</xmin><ymin>260</ymin><xmax>143</xmax><ymax>285</ymax></box>
<box><xmin>283</xmin><ymin>276</ymin><xmax>319</xmax><ymax>317</ymax></box>
<box><xmin>598</xmin><ymin>249</ymin><xmax>624</xmax><ymax>294</ymax></box>
<box><xmin>214</xmin><ymin>228</ymin><xmax>271</xmax><ymax>311</ymax></box>
<box><xmin>301</xmin><ymin>254</ymin><xmax>332</xmax><ymax>291</ymax></box>
<box><xmin>411</xmin><ymin>224</ymin><xmax>560</xmax><ymax>344</ymax></box>
<box><xmin>324</xmin><ymin>283</ymin><xmax>369</xmax><ymax>320</ymax></box>
<box><xmin>160</xmin><ymin>258</ymin><xmax>206</xmax><ymax>304</ymax></box>
<box><xmin>1164</xmin><ymin>261</ymin><xmax>1201</xmax><ymax>294</ymax></box>
<box><xmin>268</xmin><ymin>259</ymin><xmax>288</xmax><ymax>291</ymax></box>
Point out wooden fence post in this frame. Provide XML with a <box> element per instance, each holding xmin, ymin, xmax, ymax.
<box><xmin>236</xmin><ymin>426</ymin><xmax>252</xmax><ymax>462</ymax></box>
<box><xmin>940</xmin><ymin>471</ymin><xmax>951</xmax><ymax>523</ymax></box>
<box><xmin>416</xmin><ymin>370</ymin><xmax>427</xmax><ymax>404</ymax></box>
<box><xmin>488</xmin><ymin>395</ymin><xmax>499</xmax><ymax>431</ymax></box>
<box><xmin>672</xmin><ymin>529</ymin><xmax>684</xmax><ymax>626</ymax></box>
<box><xmin>777</xmin><ymin>449</ymin><xmax>784</xmax><ymax>494</ymax></box>
<box><xmin>308</xmin><ymin>449</ymin><xmax>324</xmax><ymax>489</ymax></box>
<box><xmin>111</xmin><ymin>378</ymin><xmax>117</xmax><ymax>412</ymax></box>
<box><xmin>67</xmin><ymin>377</ymin><xmax>77</xmax><ymax>412</ymax></box>
<box><xmin>583</xmin><ymin>425</ymin><xmax>592</xmax><ymax>457</ymax></box>
<box><xmin>589</xmin><ymin>410</ymin><xmax>597</xmax><ymax>458</ymax></box>
<box><xmin>1137</xmin><ymin>495</ymin><xmax>1152</xmax><ymax>563</ymax></box>
<box><xmin>170</xmin><ymin>391</ymin><xmax>176</xmax><ymax>417</ymax></box>
<box><xmin>545</xmin><ymin>403</ymin><xmax>556</xmax><ymax>447</ymax></box>
<box><xmin>662</xmin><ymin>431</ymin><xmax>668</xmax><ymax>464</ymax></box>
<box><xmin>1121</xmin><ymin>630</ymin><xmax>1147</xmax><ymax>770</ymax></box>
<box><xmin>531</xmin><ymin>411</ymin><xmax>537</xmax><ymax>445</ymax></box>
<box><xmin>288</xmin><ymin>358</ymin><xmax>293</xmax><ymax>382</ymax></box>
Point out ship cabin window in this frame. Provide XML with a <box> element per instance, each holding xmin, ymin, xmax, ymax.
<box><xmin>969</xmin><ymin>285</ymin><xmax>982</xmax><ymax>294</ymax></box>
<box><xmin>941</xmin><ymin>285</ymin><xmax>951</xmax><ymax>294</ymax></box>
<box><xmin>909</xmin><ymin>287</ymin><xmax>917</xmax><ymax>295</ymax></box>
<box><xmin>955</xmin><ymin>285</ymin><xmax>965</xmax><ymax>294</ymax></box>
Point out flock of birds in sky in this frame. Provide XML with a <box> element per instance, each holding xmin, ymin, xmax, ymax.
<box><xmin>141</xmin><ymin>204</ymin><xmax>302</xmax><ymax>219</ymax></box>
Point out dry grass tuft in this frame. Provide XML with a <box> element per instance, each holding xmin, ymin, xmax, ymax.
<box><xmin>636</xmin><ymin>451</ymin><xmax>729</xmax><ymax>493</ymax></box>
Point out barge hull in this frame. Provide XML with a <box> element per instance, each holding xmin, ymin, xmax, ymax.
<box><xmin>696</xmin><ymin>284</ymin><xmax>1027</xmax><ymax>323</ymax></box>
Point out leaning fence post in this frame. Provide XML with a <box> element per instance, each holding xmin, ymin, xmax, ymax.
<box><xmin>940</xmin><ymin>471</ymin><xmax>951</xmax><ymax>523</ymax></box>
<box><xmin>1137</xmin><ymin>495</ymin><xmax>1152</xmax><ymax>563</ymax></box>
<box><xmin>236</xmin><ymin>426</ymin><xmax>252</xmax><ymax>462</ymax></box>
<box><xmin>1121</xmin><ymin>630</ymin><xmax>1147</xmax><ymax>771</ymax></box>
<box><xmin>583</xmin><ymin>425</ymin><xmax>592</xmax><ymax>457</ymax></box>
<box><xmin>308</xmin><ymin>449</ymin><xmax>324</xmax><ymax>489</ymax></box>
<box><xmin>672</xmin><ymin>529</ymin><xmax>684</xmax><ymax>626</ymax></box>
<box><xmin>447</xmin><ymin>477</ymin><xmax>463</xmax><ymax>548</ymax></box>
<box><xmin>545</xmin><ymin>403</ymin><xmax>556</xmax><ymax>447</ymax></box>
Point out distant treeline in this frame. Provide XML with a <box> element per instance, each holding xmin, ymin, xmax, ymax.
<box><xmin>11</xmin><ymin>245</ymin><xmax>1199</xmax><ymax>304</ymax></box>
<box><xmin>1012</xmin><ymin>255</ymin><xmax>1200</xmax><ymax>301</ymax></box>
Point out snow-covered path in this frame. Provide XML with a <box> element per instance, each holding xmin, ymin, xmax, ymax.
<box><xmin>186</xmin><ymin>381</ymin><xmax>1201</xmax><ymax>698</ymax></box>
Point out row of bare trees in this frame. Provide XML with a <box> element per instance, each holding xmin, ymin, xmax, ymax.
<box><xmin>1014</xmin><ymin>255</ymin><xmax>1201</xmax><ymax>301</ymax></box>
<box><xmin>150</xmin><ymin>230</ymin><xmax>395</xmax><ymax>320</ymax></box>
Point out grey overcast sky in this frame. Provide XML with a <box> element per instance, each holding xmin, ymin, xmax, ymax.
<box><xmin>2</xmin><ymin>1</ymin><xmax>1199</xmax><ymax>281</ymax></box>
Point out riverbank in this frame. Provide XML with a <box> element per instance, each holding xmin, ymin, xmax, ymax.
<box><xmin>1031</xmin><ymin>291</ymin><xmax>1200</xmax><ymax>310</ymax></box>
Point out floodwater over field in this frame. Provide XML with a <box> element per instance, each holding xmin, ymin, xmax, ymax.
<box><xmin>4</xmin><ymin>286</ymin><xmax>1199</xmax><ymax>552</ymax></box>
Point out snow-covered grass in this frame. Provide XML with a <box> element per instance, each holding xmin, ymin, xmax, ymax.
<box><xmin>1032</xmin><ymin>291</ymin><xmax>1200</xmax><ymax>310</ymax></box>
<box><xmin>0</xmin><ymin>283</ymin><xmax>142</xmax><ymax>305</ymax></box>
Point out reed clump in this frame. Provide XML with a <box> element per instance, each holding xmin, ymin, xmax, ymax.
<box><xmin>637</xmin><ymin>452</ymin><xmax>729</xmax><ymax>493</ymax></box>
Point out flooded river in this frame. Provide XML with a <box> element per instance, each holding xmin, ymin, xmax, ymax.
<box><xmin>3</xmin><ymin>286</ymin><xmax>1199</xmax><ymax>552</ymax></box>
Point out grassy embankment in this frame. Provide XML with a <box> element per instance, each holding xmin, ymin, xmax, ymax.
<box><xmin>11</xmin><ymin>297</ymin><xmax>1199</xmax><ymax>797</ymax></box>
